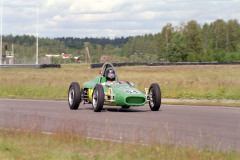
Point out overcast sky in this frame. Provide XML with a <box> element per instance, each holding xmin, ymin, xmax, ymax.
<box><xmin>1</xmin><ymin>0</ymin><xmax>240</xmax><ymax>38</ymax></box>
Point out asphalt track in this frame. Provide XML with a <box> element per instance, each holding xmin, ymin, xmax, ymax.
<box><xmin>0</xmin><ymin>99</ymin><xmax>239</xmax><ymax>152</ymax></box>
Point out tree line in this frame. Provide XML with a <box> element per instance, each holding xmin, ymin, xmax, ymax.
<box><xmin>2</xmin><ymin>35</ymin><xmax>129</xmax><ymax>63</ymax></box>
<box><xmin>2</xmin><ymin>19</ymin><xmax>240</xmax><ymax>63</ymax></box>
<box><xmin>121</xmin><ymin>19</ymin><xmax>240</xmax><ymax>62</ymax></box>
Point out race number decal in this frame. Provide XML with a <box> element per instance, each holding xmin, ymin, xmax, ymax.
<box><xmin>125</xmin><ymin>90</ymin><xmax>140</xmax><ymax>94</ymax></box>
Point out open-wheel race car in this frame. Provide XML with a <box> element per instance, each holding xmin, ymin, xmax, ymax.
<box><xmin>68</xmin><ymin>62</ymin><xmax>161</xmax><ymax>112</ymax></box>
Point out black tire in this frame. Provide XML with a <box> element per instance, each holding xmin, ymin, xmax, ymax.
<box><xmin>68</xmin><ymin>82</ymin><xmax>81</xmax><ymax>110</ymax></box>
<box><xmin>149</xmin><ymin>83</ymin><xmax>161</xmax><ymax>111</ymax></box>
<box><xmin>121</xmin><ymin>106</ymin><xmax>130</xmax><ymax>109</ymax></box>
<box><xmin>92</xmin><ymin>84</ymin><xmax>104</xmax><ymax>112</ymax></box>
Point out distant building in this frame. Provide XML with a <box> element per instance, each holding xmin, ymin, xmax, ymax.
<box><xmin>45</xmin><ymin>53</ymin><xmax>72</xmax><ymax>59</ymax></box>
<box><xmin>74</xmin><ymin>57</ymin><xmax>81</xmax><ymax>63</ymax></box>
<box><xmin>45</xmin><ymin>54</ymin><xmax>60</xmax><ymax>58</ymax></box>
<box><xmin>61</xmin><ymin>53</ymin><xmax>72</xmax><ymax>59</ymax></box>
<box><xmin>40</xmin><ymin>56</ymin><xmax>52</xmax><ymax>64</ymax></box>
<box><xmin>100</xmin><ymin>55</ymin><xmax>112</xmax><ymax>63</ymax></box>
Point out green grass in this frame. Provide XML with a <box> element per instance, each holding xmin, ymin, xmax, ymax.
<box><xmin>0</xmin><ymin>129</ymin><xmax>239</xmax><ymax>160</ymax></box>
<box><xmin>0</xmin><ymin>64</ymin><xmax>240</xmax><ymax>102</ymax></box>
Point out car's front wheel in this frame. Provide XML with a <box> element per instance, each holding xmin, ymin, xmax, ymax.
<box><xmin>92</xmin><ymin>84</ymin><xmax>104</xmax><ymax>112</ymax></box>
<box><xmin>68</xmin><ymin>82</ymin><xmax>81</xmax><ymax>110</ymax></box>
<box><xmin>149</xmin><ymin>83</ymin><xmax>161</xmax><ymax>111</ymax></box>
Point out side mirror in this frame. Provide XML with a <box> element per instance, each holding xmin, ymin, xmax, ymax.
<box><xmin>129</xmin><ymin>82</ymin><xmax>135</xmax><ymax>87</ymax></box>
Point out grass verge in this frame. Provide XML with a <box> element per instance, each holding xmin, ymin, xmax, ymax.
<box><xmin>163</xmin><ymin>98</ymin><xmax>240</xmax><ymax>107</ymax></box>
<box><xmin>0</xmin><ymin>64</ymin><xmax>240</xmax><ymax>106</ymax></box>
<box><xmin>0</xmin><ymin>129</ymin><xmax>239</xmax><ymax>160</ymax></box>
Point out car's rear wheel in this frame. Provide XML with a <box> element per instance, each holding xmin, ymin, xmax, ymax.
<box><xmin>149</xmin><ymin>83</ymin><xmax>161</xmax><ymax>111</ymax></box>
<box><xmin>92</xmin><ymin>84</ymin><xmax>104</xmax><ymax>112</ymax></box>
<box><xmin>68</xmin><ymin>82</ymin><xmax>81</xmax><ymax>110</ymax></box>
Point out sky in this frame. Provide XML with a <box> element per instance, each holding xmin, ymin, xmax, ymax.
<box><xmin>1</xmin><ymin>0</ymin><xmax>240</xmax><ymax>38</ymax></box>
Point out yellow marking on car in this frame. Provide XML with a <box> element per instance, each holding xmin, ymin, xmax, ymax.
<box><xmin>145</xmin><ymin>88</ymin><xmax>149</xmax><ymax>94</ymax></box>
<box><xmin>88</xmin><ymin>89</ymin><xmax>93</xmax><ymax>102</ymax></box>
<box><xmin>107</xmin><ymin>88</ymin><xmax>111</xmax><ymax>95</ymax></box>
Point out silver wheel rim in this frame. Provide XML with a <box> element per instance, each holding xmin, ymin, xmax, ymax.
<box><xmin>149</xmin><ymin>89</ymin><xmax>154</xmax><ymax>107</ymax></box>
<box><xmin>69</xmin><ymin>87</ymin><xmax>74</xmax><ymax>106</ymax></box>
<box><xmin>92</xmin><ymin>89</ymin><xmax>98</xmax><ymax>109</ymax></box>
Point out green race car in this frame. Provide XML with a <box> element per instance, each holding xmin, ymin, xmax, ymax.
<box><xmin>68</xmin><ymin>62</ymin><xmax>161</xmax><ymax>112</ymax></box>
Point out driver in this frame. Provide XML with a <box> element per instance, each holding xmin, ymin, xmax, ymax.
<box><xmin>105</xmin><ymin>69</ymin><xmax>116</xmax><ymax>82</ymax></box>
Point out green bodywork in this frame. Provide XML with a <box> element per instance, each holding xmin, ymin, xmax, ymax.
<box><xmin>83</xmin><ymin>76</ymin><xmax>146</xmax><ymax>106</ymax></box>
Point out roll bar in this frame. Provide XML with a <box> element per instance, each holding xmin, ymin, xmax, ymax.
<box><xmin>98</xmin><ymin>62</ymin><xmax>119</xmax><ymax>83</ymax></box>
